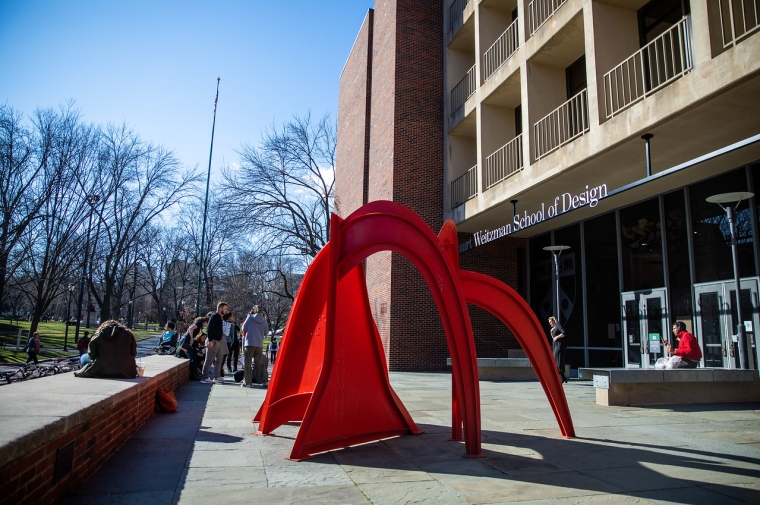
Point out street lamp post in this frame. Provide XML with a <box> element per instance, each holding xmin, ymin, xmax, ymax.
<box><xmin>63</xmin><ymin>285</ymin><xmax>74</xmax><ymax>351</ymax></box>
<box><xmin>74</xmin><ymin>195</ymin><xmax>100</xmax><ymax>343</ymax></box>
<box><xmin>543</xmin><ymin>245</ymin><xmax>571</xmax><ymax>324</ymax></box>
<box><xmin>706</xmin><ymin>191</ymin><xmax>754</xmax><ymax>369</ymax></box>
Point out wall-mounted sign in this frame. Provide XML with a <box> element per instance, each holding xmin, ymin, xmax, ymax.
<box><xmin>459</xmin><ymin>183</ymin><xmax>609</xmax><ymax>252</ymax></box>
<box><xmin>648</xmin><ymin>333</ymin><xmax>661</xmax><ymax>354</ymax></box>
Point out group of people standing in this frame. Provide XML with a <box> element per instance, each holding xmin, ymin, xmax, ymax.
<box><xmin>170</xmin><ymin>302</ymin><xmax>272</xmax><ymax>387</ymax></box>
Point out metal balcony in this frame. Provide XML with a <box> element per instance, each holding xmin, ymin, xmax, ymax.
<box><xmin>483</xmin><ymin>18</ymin><xmax>520</xmax><ymax>81</ymax></box>
<box><xmin>533</xmin><ymin>89</ymin><xmax>589</xmax><ymax>161</ymax></box>
<box><xmin>719</xmin><ymin>0</ymin><xmax>759</xmax><ymax>48</ymax></box>
<box><xmin>485</xmin><ymin>135</ymin><xmax>523</xmax><ymax>189</ymax></box>
<box><xmin>449</xmin><ymin>0</ymin><xmax>472</xmax><ymax>31</ymax></box>
<box><xmin>528</xmin><ymin>0</ymin><xmax>567</xmax><ymax>36</ymax></box>
<box><xmin>451</xmin><ymin>65</ymin><xmax>477</xmax><ymax>115</ymax></box>
<box><xmin>450</xmin><ymin>165</ymin><xmax>478</xmax><ymax>208</ymax></box>
<box><xmin>603</xmin><ymin>16</ymin><xmax>693</xmax><ymax>119</ymax></box>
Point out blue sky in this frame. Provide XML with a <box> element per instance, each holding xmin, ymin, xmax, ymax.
<box><xmin>0</xmin><ymin>0</ymin><xmax>374</xmax><ymax>175</ymax></box>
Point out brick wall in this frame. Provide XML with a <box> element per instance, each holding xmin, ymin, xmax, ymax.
<box><xmin>365</xmin><ymin>0</ymin><xmax>398</xmax><ymax>358</ymax></box>
<box><xmin>336</xmin><ymin>0</ymin><xmax>528</xmax><ymax>371</ymax></box>
<box><xmin>335</xmin><ymin>9</ymin><xmax>373</xmax><ymax>217</ymax></box>
<box><xmin>386</xmin><ymin>0</ymin><xmax>446</xmax><ymax>371</ymax></box>
<box><xmin>0</xmin><ymin>359</ymin><xmax>188</xmax><ymax>505</ymax></box>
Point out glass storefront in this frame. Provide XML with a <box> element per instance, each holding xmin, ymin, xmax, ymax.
<box><xmin>528</xmin><ymin>163</ymin><xmax>760</xmax><ymax>369</ymax></box>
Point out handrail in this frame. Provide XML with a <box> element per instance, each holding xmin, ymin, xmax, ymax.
<box><xmin>719</xmin><ymin>0</ymin><xmax>759</xmax><ymax>48</ymax></box>
<box><xmin>485</xmin><ymin>135</ymin><xmax>523</xmax><ymax>189</ymax></box>
<box><xmin>451</xmin><ymin>64</ymin><xmax>477</xmax><ymax>115</ymax></box>
<box><xmin>533</xmin><ymin>89</ymin><xmax>589</xmax><ymax>161</ymax></box>
<box><xmin>603</xmin><ymin>16</ymin><xmax>693</xmax><ymax>119</ymax></box>
<box><xmin>528</xmin><ymin>0</ymin><xmax>567</xmax><ymax>36</ymax></box>
<box><xmin>483</xmin><ymin>18</ymin><xmax>520</xmax><ymax>81</ymax></box>
<box><xmin>451</xmin><ymin>165</ymin><xmax>478</xmax><ymax>208</ymax></box>
<box><xmin>449</xmin><ymin>0</ymin><xmax>472</xmax><ymax>30</ymax></box>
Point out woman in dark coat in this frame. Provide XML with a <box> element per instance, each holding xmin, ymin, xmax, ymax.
<box><xmin>548</xmin><ymin>316</ymin><xmax>568</xmax><ymax>384</ymax></box>
<box><xmin>75</xmin><ymin>320</ymin><xmax>137</xmax><ymax>378</ymax></box>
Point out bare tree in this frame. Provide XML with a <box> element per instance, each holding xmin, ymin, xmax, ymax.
<box><xmin>177</xmin><ymin>193</ymin><xmax>237</xmax><ymax>315</ymax></box>
<box><xmin>224</xmin><ymin>112</ymin><xmax>335</xmax><ymax>266</ymax></box>
<box><xmin>0</xmin><ymin>105</ymin><xmax>58</xmax><ymax>306</ymax></box>
<box><xmin>87</xmin><ymin>123</ymin><xmax>197</xmax><ymax>321</ymax></box>
<box><xmin>15</xmin><ymin>107</ymin><xmax>97</xmax><ymax>333</ymax></box>
<box><xmin>137</xmin><ymin>224</ymin><xmax>185</xmax><ymax>325</ymax></box>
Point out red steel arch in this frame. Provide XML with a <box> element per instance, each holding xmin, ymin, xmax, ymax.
<box><xmin>253</xmin><ymin>201</ymin><xmax>573</xmax><ymax>461</ymax></box>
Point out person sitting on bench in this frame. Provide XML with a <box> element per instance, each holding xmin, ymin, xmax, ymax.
<box><xmin>667</xmin><ymin>321</ymin><xmax>702</xmax><ymax>368</ymax></box>
<box><xmin>75</xmin><ymin>320</ymin><xmax>137</xmax><ymax>379</ymax></box>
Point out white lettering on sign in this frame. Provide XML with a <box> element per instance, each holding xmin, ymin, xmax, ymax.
<box><xmin>465</xmin><ymin>184</ymin><xmax>608</xmax><ymax>249</ymax></box>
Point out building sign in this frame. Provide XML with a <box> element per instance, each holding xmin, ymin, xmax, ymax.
<box><xmin>460</xmin><ymin>183</ymin><xmax>608</xmax><ymax>252</ymax></box>
<box><xmin>648</xmin><ymin>333</ymin><xmax>661</xmax><ymax>354</ymax></box>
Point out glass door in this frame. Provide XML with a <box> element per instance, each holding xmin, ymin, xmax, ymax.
<box><xmin>694</xmin><ymin>279</ymin><xmax>759</xmax><ymax>369</ymax></box>
<box><xmin>621</xmin><ymin>288</ymin><xmax>668</xmax><ymax>368</ymax></box>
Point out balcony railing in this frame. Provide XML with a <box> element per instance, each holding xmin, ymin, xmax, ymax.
<box><xmin>528</xmin><ymin>0</ymin><xmax>567</xmax><ymax>36</ymax></box>
<box><xmin>719</xmin><ymin>0</ymin><xmax>759</xmax><ymax>48</ymax></box>
<box><xmin>533</xmin><ymin>89</ymin><xmax>589</xmax><ymax>161</ymax></box>
<box><xmin>451</xmin><ymin>64</ymin><xmax>476</xmax><ymax>115</ymax></box>
<box><xmin>485</xmin><ymin>135</ymin><xmax>523</xmax><ymax>189</ymax></box>
<box><xmin>603</xmin><ymin>16</ymin><xmax>693</xmax><ymax>119</ymax></box>
<box><xmin>449</xmin><ymin>0</ymin><xmax>472</xmax><ymax>30</ymax></box>
<box><xmin>483</xmin><ymin>19</ymin><xmax>520</xmax><ymax>81</ymax></box>
<box><xmin>450</xmin><ymin>165</ymin><xmax>478</xmax><ymax>208</ymax></box>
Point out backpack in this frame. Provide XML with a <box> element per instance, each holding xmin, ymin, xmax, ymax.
<box><xmin>155</xmin><ymin>388</ymin><xmax>178</xmax><ymax>413</ymax></box>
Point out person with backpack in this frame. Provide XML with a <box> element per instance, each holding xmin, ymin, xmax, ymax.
<box><xmin>76</xmin><ymin>331</ymin><xmax>90</xmax><ymax>356</ymax></box>
<box><xmin>267</xmin><ymin>336</ymin><xmax>279</xmax><ymax>365</ymax></box>
<box><xmin>26</xmin><ymin>332</ymin><xmax>42</xmax><ymax>365</ymax></box>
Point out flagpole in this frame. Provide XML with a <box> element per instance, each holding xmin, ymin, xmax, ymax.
<box><xmin>196</xmin><ymin>77</ymin><xmax>220</xmax><ymax>317</ymax></box>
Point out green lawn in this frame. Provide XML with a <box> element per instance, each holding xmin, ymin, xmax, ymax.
<box><xmin>0</xmin><ymin>320</ymin><xmax>157</xmax><ymax>364</ymax></box>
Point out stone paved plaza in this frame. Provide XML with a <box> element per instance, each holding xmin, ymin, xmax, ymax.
<box><xmin>64</xmin><ymin>373</ymin><xmax>760</xmax><ymax>504</ymax></box>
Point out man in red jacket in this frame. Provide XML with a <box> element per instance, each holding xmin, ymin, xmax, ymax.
<box><xmin>667</xmin><ymin>321</ymin><xmax>702</xmax><ymax>368</ymax></box>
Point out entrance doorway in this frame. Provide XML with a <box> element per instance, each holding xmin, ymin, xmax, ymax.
<box><xmin>621</xmin><ymin>288</ymin><xmax>669</xmax><ymax>368</ymax></box>
<box><xmin>694</xmin><ymin>279</ymin><xmax>759</xmax><ymax>369</ymax></box>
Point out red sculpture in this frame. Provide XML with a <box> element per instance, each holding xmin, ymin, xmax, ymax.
<box><xmin>253</xmin><ymin>201</ymin><xmax>574</xmax><ymax>460</ymax></box>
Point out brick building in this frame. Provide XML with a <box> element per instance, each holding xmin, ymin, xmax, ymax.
<box><xmin>337</xmin><ymin>0</ymin><xmax>760</xmax><ymax>373</ymax></box>
<box><xmin>336</xmin><ymin>1</ymin><xmax>524</xmax><ymax>371</ymax></box>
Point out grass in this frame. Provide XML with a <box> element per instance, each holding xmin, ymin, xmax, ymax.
<box><xmin>0</xmin><ymin>320</ymin><xmax>157</xmax><ymax>364</ymax></box>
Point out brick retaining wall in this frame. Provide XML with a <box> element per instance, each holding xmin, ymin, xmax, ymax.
<box><xmin>0</xmin><ymin>356</ymin><xmax>189</xmax><ymax>505</ymax></box>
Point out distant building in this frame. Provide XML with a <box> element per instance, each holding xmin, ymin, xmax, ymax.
<box><xmin>336</xmin><ymin>0</ymin><xmax>760</xmax><ymax>372</ymax></box>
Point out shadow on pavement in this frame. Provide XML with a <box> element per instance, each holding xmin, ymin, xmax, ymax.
<box><xmin>322</xmin><ymin>423</ymin><xmax>760</xmax><ymax>505</ymax></box>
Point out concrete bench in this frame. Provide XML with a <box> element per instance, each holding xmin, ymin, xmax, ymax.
<box><xmin>0</xmin><ymin>355</ymin><xmax>189</xmax><ymax>504</ymax></box>
<box><xmin>447</xmin><ymin>357</ymin><xmax>536</xmax><ymax>380</ymax></box>
<box><xmin>578</xmin><ymin>367</ymin><xmax>760</xmax><ymax>406</ymax></box>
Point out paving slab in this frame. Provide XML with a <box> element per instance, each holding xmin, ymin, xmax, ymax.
<box><xmin>62</xmin><ymin>373</ymin><xmax>760</xmax><ymax>504</ymax></box>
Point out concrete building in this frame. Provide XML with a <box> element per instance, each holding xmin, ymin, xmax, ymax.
<box><xmin>336</xmin><ymin>0</ymin><xmax>760</xmax><ymax>373</ymax></box>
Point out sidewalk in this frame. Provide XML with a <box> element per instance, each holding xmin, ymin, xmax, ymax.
<box><xmin>64</xmin><ymin>373</ymin><xmax>760</xmax><ymax>504</ymax></box>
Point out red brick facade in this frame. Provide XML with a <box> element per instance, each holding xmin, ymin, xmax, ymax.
<box><xmin>336</xmin><ymin>1</ymin><xmax>527</xmax><ymax>371</ymax></box>
<box><xmin>0</xmin><ymin>361</ymin><xmax>188</xmax><ymax>505</ymax></box>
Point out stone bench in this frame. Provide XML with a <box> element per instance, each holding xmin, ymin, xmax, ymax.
<box><xmin>447</xmin><ymin>357</ymin><xmax>536</xmax><ymax>380</ymax></box>
<box><xmin>578</xmin><ymin>367</ymin><xmax>760</xmax><ymax>406</ymax></box>
<box><xmin>0</xmin><ymin>355</ymin><xmax>189</xmax><ymax>504</ymax></box>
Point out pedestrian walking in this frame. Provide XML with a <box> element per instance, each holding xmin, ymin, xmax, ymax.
<box><xmin>548</xmin><ymin>316</ymin><xmax>568</xmax><ymax>384</ymax></box>
<box><xmin>201</xmin><ymin>302</ymin><xmax>228</xmax><ymax>384</ymax></box>
<box><xmin>26</xmin><ymin>332</ymin><xmax>42</xmax><ymax>365</ymax></box>
<box><xmin>267</xmin><ymin>336</ymin><xmax>278</xmax><ymax>365</ymax></box>
<box><xmin>241</xmin><ymin>305</ymin><xmax>269</xmax><ymax>388</ymax></box>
